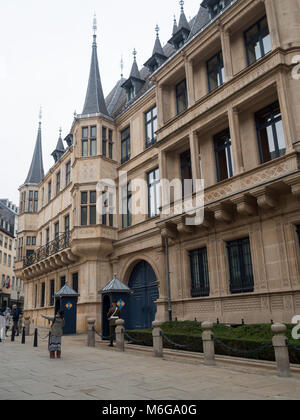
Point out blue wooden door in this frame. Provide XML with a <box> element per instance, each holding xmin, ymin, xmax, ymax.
<box><xmin>127</xmin><ymin>261</ymin><xmax>159</xmax><ymax>330</ymax></box>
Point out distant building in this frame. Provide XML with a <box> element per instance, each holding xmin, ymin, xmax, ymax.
<box><xmin>0</xmin><ymin>199</ymin><xmax>23</xmax><ymax>310</ymax></box>
<box><xmin>15</xmin><ymin>0</ymin><xmax>300</xmax><ymax>332</ymax></box>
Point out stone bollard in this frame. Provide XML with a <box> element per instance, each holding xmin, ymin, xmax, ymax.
<box><xmin>152</xmin><ymin>321</ymin><xmax>163</xmax><ymax>358</ymax></box>
<box><xmin>24</xmin><ymin>317</ymin><xmax>31</xmax><ymax>337</ymax></box>
<box><xmin>271</xmin><ymin>323</ymin><xmax>291</xmax><ymax>378</ymax></box>
<box><xmin>116</xmin><ymin>319</ymin><xmax>125</xmax><ymax>352</ymax></box>
<box><xmin>202</xmin><ymin>321</ymin><xmax>216</xmax><ymax>366</ymax></box>
<box><xmin>87</xmin><ymin>319</ymin><xmax>96</xmax><ymax>348</ymax></box>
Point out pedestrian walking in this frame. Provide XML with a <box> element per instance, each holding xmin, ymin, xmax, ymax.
<box><xmin>4</xmin><ymin>308</ymin><xmax>11</xmax><ymax>337</ymax></box>
<box><xmin>0</xmin><ymin>311</ymin><xmax>6</xmax><ymax>342</ymax></box>
<box><xmin>107</xmin><ymin>301</ymin><xmax>121</xmax><ymax>347</ymax></box>
<box><xmin>42</xmin><ymin>310</ymin><xmax>65</xmax><ymax>359</ymax></box>
<box><xmin>12</xmin><ymin>305</ymin><xmax>21</xmax><ymax>336</ymax></box>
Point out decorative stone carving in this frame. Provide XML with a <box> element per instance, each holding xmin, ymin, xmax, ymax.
<box><xmin>232</xmin><ymin>195</ymin><xmax>257</xmax><ymax>217</ymax></box>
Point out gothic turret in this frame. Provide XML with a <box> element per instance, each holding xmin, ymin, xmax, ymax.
<box><xmin>51</xmin><ymin>128</ymin><xmax>65</xmax><ymax>163</ymax></box>
<box><xmin>121</xmin><ymin>49</ymin><xmax>145</xmax><ymax>101</ymax></box>
<box><xmin>24</xmin><ymin>111</ymin><xmax>45</xmax><ymax>185</ymax></box>
<box><xmin>144</xmin><ymin>25</ymin><xmax>167</xmax><ymax>73</ymax></box>
<box><xmin>82</xmin><ymin>14</ymin><xmax>109</xmax><ymax>117</ymax></box>
<box><xmin>168</xmin><ymin>0</ymin><xmax>191</xmax><ymax>50</ymax></box>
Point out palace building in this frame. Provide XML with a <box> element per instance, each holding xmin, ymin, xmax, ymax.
<box><xmin>0</xmin><ymin>199</ymin><xmax>23</xmax><ymax>310</ymax></box>
<box><xmin>15</xmin><ymin>0</ymin><xmax>300</xmax><ymax>332</ymax></box>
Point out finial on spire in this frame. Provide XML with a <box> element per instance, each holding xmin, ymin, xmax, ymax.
<box><xmin>121</xmin><ymin>55</ymin><xmax>124</xmax><ymax>78</ymax></box>
<box><xmin>93</xmin><ymin>13</ymin><xmax>97</xmax><ymax>35</ymax></box>
<box><xmin>133</xmin><ymin>48</ymin><xmax>137</xmax><ymax>61</ymax></box>
<box><xmin>38</xmin><ymin>106</ymin><xmax>42</xmax><ymax>127</ymax></box>
<box><xmin>59</xmin><ymin>127</ymin><xmax>62</xmax><ymax>138</ymax></box>
<box><xmin>155</xmin><ymin>24</ymin><xmax>160</xmax><ymax>38</ymax></box>
<box><xmin>180</xmin><ymin>0</ymin><xmax>184</xmax><ymax>12</ymax></box>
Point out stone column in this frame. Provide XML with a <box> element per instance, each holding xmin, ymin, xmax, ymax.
<box><xmin>87</xmin><ymin>318</ymin><xmax>96</xmax><ymax>348</ymax></box>
<box><xmin>152</xmin><ymin>321</ymin><xmax>163</xmax><ymax>358</ymax></box>
<box><xmin>264</xmin><ymin>0</ymin><xmax>280</xmax><ymax>49</ymax></box>
<box><xmin>220</xmin><ymin>27</ymin><xmax>233</xmax><ymax>81</ymax></box>
<box><xmin>202</xmin><ymin>321</ymin><xmax>216</xmax><ymax>366</ymax></box>
<box><xmin>156</xmin><ymin>84</ymin><xmax>165</xmax><ymax>129</ymax></box>
<box><xmin>277</xmin><ymin>71</ymin><xmax>296</xmax><ymax>153</ymax></box>
<box><xmin>185</xmin><ymin>59</ymin><xmax>195</xmax><ymax>107</ymax></box>
<box><xmin>271</xmin><ymin>323</ymin><xmax>291</xmax><ymax>378</ymax></box>
<box><xmin>24</xmin><ymin>316</ymin><xmax>31</xmax><ymax>337</ymax></box>
<box><xmin>116</xmin><ymin>319</ymin><xmax>125</xmax><ymax>352</ymax></box>
<box><xmin>189</xmin><ymin>130</ymin><xmax>201</xmax><ymax>182</ymax></box>
<box><xmin>228</xmin><ymin>107</ymin><xmax>244</xmax><ymax>175</ymax></box>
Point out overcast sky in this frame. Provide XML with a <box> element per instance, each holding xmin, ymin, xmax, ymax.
<box><xmin>0</xmin><ymin>0</ymin><xmax>201</xmax><ymax>205</ymax></box>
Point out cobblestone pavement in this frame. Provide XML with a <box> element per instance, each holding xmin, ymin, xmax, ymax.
<box><xmin>0</xmin><ymin>332</ymin><xmax>300</xmax><ymax>400</ymax></box>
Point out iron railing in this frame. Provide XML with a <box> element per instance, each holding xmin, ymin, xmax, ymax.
<box><xmin>23</xmin><ymin>232</ymin><xmax>70</xmax><ymax>268</ymax></box>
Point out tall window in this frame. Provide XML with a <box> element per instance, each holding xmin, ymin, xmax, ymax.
<box><xmin>121</xmin><ymin>183</ymin><xmax>132</xmax><ymax>229</ymax></box>
<box><xmin>60</xmin><ymin>276</ymin><xmax>66</xmax><ymax>289</ymax></box>
<box><xmin>82</xmin><ymin>126</ymin><xmax>97</xmax><ymax>157</ymax></box>
<box><xmin>82</xmin><ymin>127</ymin><xmax>89</xmax><ymax>157</ymax></box>
<box><xmin>66</xmin><ymin>161</ymin><xmax>71</xmax><ymax>186</ymax></box>
<box><xmin>64</xmin><ymin>215</ymin><xmax>70</xmax><ymax>233</ymax></box>
<box><xmin>102</xmin><ymin>192</ymin><xmax>114</xmax><ymax>227</ymax></box>
<box><xmin>189</xmin><ymin>248</ymin><xmax>210</xmax><ymax>297</ymax></box>
<box><xmin>48</xmin><ymin>182</ymin><xmax>52</xmax><ymax>203</ymax></box>
<box><xmin>109</xmin><ymin>130</ymin><xmax>113</xmax><ymax>159</ymax></box>
<box><xmin>28</xmin><ymin>191</ymin><xmax>33</xmax><ymax>213</ymax></box>
<box><xmin>34</xmin><ymin>191</ymin><xmax>38</xmax><ymax>212</ymax></box>
<box><xmin>72</xmin><ymin>273</ymin><xmax>79</xmax><ymax>293</ymax></box>
<box><xmin>56</xmin><ymin>172</ymin><xmax>61</xmax><ymax>196</ymax></box>
<box><xmin>245</xmin><ymin>16</ymin><xmax>271</xmax><ymax>66</ymax></box>
<box><xmin>180</xmin><ymin>150</ymin><xmax>193</xmax><ymax>196</ymax></box>
<box><xmin>176</xmin><ymin>79</ymin><xmax>188</xmax><ymax>115</ymax></box>
<box><xmin>145</xmin><ymin>107</ymin><xmax>158</xmax><ymax>148</ymax></box>
<box><xmin>81</xmin><ymin>191</ymin><xmax>96</xmax><ymax>226</ymax></box>
<box><xmin>121</xmin><ymin>127</ymin><xmax>130</xmax><ymax>164</ymax></box>
<box><xmin>148</xmin><ymin>168</ymin><xmax>160</xmax><ymax>218</ymax></box>
<box><xmin>207</xmin><ymin>51</ymin><xmax>225</xmax><ymax>92</ymax></box>
<box><xmin>214</xmin><ymin>129</ymin><xmax>234</xmax><ymax>182</ymax></box>
<box><xmin>49</xmin><ymin>280</ymin><xmax>55</xmax><ymax>307</ymax></box>
<box><xmin>102</xmin><ymin>127</ymin><xmax>107</xmax><ymax>157</ymax></box>
<box><xmin>227</xmin><ymin>238</ymin><xmax>254</xmax><ymax>294</ymax></box>
<box><xmin>41</xmin><ymin>283</ymin><xmax>45</xmax><ymax>308</ymax></box>
<box><xmin>297</xmin><ymin>225</ymin><xmax>300</xmax><ymax>249</ymax></box>
<box><xmin>90</xmin><ymin>126</ymin><xmax>97</xmax><ymax>156</ymax></box>
<box><xmin>255</xmin><ymin>101</ymin><xmax>286</xmax><ymax>164</ymax></box>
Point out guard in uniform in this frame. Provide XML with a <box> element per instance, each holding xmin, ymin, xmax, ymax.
<box><xmin>107</xmin><ymin>301</ymin><xmax>121</xmax><ymax>347</ymax></box>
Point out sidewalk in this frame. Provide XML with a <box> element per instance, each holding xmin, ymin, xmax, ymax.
<box><xmin>0</xmin><ymin>332</ymin><xmax>300</xmax><ymax>400</ymax></box>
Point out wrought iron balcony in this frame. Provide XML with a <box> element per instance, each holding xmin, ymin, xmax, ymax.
<box><xmin>23</xmin><ymin>232</ymin><xmax>70</xmax><ymax>268</ymax></box>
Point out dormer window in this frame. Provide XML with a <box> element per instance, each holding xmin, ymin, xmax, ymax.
<box><xmin>128</xmin><ymin>84</ymin><xmax>135</xmax><ymax>101</ymax></box>
<box><xmin>210</xmin><ymin>0</ymin><xmax>225</xmax><ymax>18</ymax></box>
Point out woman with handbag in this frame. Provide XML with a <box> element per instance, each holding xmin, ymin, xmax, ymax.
<box><xmin>42</xmin><ymin>310</ymin><xmax>65</xmax><ymax>359</ymax></box>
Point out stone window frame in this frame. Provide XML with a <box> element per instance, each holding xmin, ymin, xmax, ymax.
<box><xmin>214</xmin><ymin>128</ymin><xmax>234</xmax><ymax>182</ymax></box>
<box><xmin>189</xmin><ymin>247</ymin><xmax>210</xmax><ymax>298</ymax></box>
<box><xmin>244</xmin><ymin>15</ymin><xmax>272</xmax><ymax>67</ymax></box>
<box><xmin>145</xmin><ymin>106</ymin><xmax>158</xmax><ymax>148</ymax></box>
<box><xmin>176</xmin><ymin>79</ymin><xmax>188</xmax><ymax>115</ymax></box>
<box><xmin>207</xmin><ymin>51</ymin><xmax>225</xmax><ymax>93</ymax></box>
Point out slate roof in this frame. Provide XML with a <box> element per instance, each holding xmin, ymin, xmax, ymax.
<box><xmin>105</xmin><ymin>6</ymin><xmax>210</xmax><ymax>119</ymax></box>
<box><xmin>98</xmin><ymin>274</ymin><xmax>132</xmax><ymax>295</ymax></box>
<box><xmin>24</xmin><ymin>122</ymin><xmax>45</xmax><ymax>185</ymax></box>
<box><xmin>55</xmin><ymin>283</ymin><xmax>80</xmax><ymax>298</ymax></box>
<box><xmin>82</xmin><ymin>35</ymin><xmax>110</xmax><ymax>117</ymax></box>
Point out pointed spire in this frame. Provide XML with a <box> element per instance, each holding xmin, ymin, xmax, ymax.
<box><xmin>51</xmin><ymin>127</ymin><xmax>65</xmax><ymax>163</ymax></box>
<box><xmin>173</xmin><ymin>15</ymin><xmax>178</xmax><ymax>35</ymax></box>
<box><xmin>121</xmin><ymin>55</ymin><xmax>124</xmax><ymax>78</ymax></box>
<box><xmin>152</xmin><ymin>25</ymin><xmax>165</xmax><ymax>56</ymax></box>
<box><xmin>130</xmin><ymin>49</ymin><xmax>141</xmax><ymax>79</ymax></box>
<box><xmin>178</xmin><ymin>0</ymin><xmax>190</xmax><ymax>31</ymax></box>
<box><xmin>82</xmin><ymin>14</ymin><xmax>109</xmax><ymax>117</ymax></box>
<box><xmin>24</xmin><ymin>111</ymin><xmax>45</xmax><ymax>185</ymax></box>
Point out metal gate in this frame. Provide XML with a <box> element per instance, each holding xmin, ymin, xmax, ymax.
<box><xmin>127</xmin><ymin>261</ymin><xmax>159</xmax><ymax>330</ymax></box>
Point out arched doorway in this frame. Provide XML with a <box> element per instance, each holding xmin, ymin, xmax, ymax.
<box><xmin>127</xmin><ymin>260</ymin><xmax>159</xmax><ymax>330</ymax></box>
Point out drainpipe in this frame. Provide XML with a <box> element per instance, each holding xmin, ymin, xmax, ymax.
<box><xmin>165</xmin><ymin>236</ymin><xmax>172</xmax><ymax>322</ymax></box>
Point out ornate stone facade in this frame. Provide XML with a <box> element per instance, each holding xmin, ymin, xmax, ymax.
<box><xmin>15</xmin><ymin>0</ymin><xmax>300</xmax><ymax>332</ymax></box>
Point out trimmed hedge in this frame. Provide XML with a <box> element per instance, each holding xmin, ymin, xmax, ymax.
<box><xmin>125</xmin><ymin>321</ymin><xmax>300</xmax><ymax>364</ymax></box>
